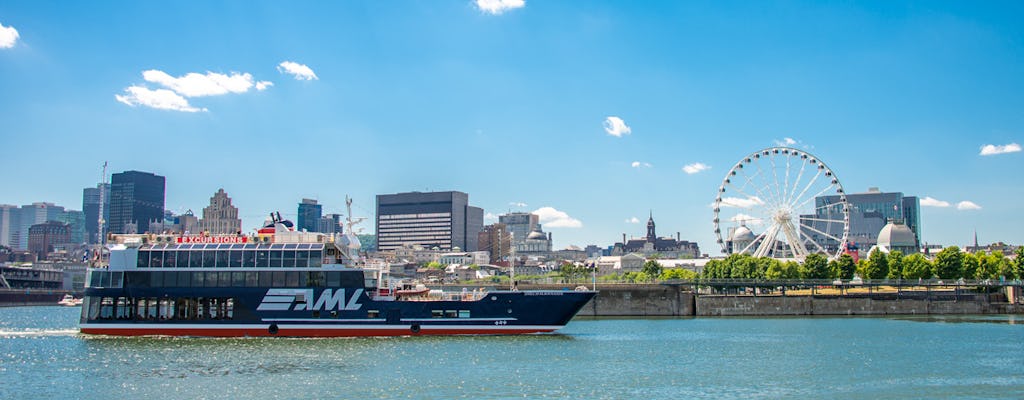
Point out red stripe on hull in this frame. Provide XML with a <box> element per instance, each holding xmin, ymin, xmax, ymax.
<box><xmin>79</xmin><ymin>327</ymin><xmax>557</xmax><ymax>337</ymax></box>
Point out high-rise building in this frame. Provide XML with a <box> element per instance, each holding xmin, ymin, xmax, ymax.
<box><xmin>499</xmin><ymin>212</ymin><xmax>539</xmax><ymax>246</ymax></box>
<box><xmin>478</xmin><ymin>223</ymin><xmax>511</xmax><ymax>265</ymax></box>
<box><xmin>318</xmin><ymin>213</ymin><xmax>343</xmax><ymax>235</ymax></box>
<box><xmin>28</xmin><ymin>221</ymin><xmax>71</xmax><ymax>260</ymax></box>
<box><xmin>376</xmin><ymin>191</ymin><xmax>484</xmax><ymax>252</ymax></box>
<box><xmin>802</xmin><ymin>188</ymin><xmax>921</xmax><ymax>253</ymax></box>
<box><xmin>58</xmin><ymin>210</ymin><xmax>86</xmax><ymax>244</ymax></box>
<box><xmin>108</xmin><ymin>170</ymin><xmax>166</xmax><ymax>234</ymax></box>
<box><xmin>199</xmin><ymin>189</ymin><xmax>242</xmax><ymax>234</ymax></box>
<box><xmin>0</xmin><ymin>204</ymin><xmax>17</xmax><ymax>248</ymax></box>
<box><xmin>297</xmin><ymin>198</ymin><xmax>323</xmax><ymax>232</ymax></box>
<box><xmin>12</xmin><ymin>202</ymin><xmax>65</xmax><ymax>250</ymax></box>
<box><xmin>82</xmin><ymin>183</ymin><xmax>110</xmax><ymax>244</ymax></box>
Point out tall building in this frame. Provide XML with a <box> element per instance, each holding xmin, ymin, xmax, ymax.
<box><xmin>82</xmin><ymin>183</ymin><xmax>110</xmax><ymax>244</ymax></box>
<box><xmin>802</xmin><ymin>188</ymin><xmax>921</xmax><ymax>253</ymax></box>
<box><xmin>27</xmin><ymin>221</ymin><xmax>71</xmax><ymax>260</ymax></box>
<box><xmin>297</xmin><ymin>198</ymin><xmax>323</xmax><ymax>232</ymax></box>
<box><xmin>108</xmin><ymin>170</ymin><xmax>166</xmax><ymax>234</ymax></box>
<box><xmin>199</xmin><ymin>189</ymin><xmax>242</xmax><ymax>234</ymax></box>
<box><xmin>318</xmin><ymin>213</ymin><xmax>343</xmax><ymax>235</ymax></box>
<box><xmin>12</xmin><ymin>202</ymin><xmax>65</xmax><ymax>250</ymax></box>
<box><xmin>499</xmin><ymin>212</ymin><xmax>539</xmax><ymax>246</ymax></box>
<box><xmin>0</xmin><ymin>204</ymin><xmax>17</xmax><ymax>248</ymax></box>
<box><xmin>478</xmin><ymin>223</ymin><xmax>511</xmax><ymax>265</ymax></box>
<box><xmin>58</xmin><ymin>210</ymin><xmax>86</xmax><ymax>244</ymax></box>
<box><xmin>376</xmin><ymin>191</ymin><xmax>484</xmax><ymax>252</ymax></box>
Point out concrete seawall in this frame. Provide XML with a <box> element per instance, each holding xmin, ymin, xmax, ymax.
<box><xmin>516</xmin><ymin>284</ymin><xmax>1023</xmax><ymax>316</ymax></box>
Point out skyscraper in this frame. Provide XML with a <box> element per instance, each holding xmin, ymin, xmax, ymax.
<box><xmin>12</xmin><ymin>202</ymin><xmax>65</xmax><ymax>250</ymax></box>
<box><xmin>297</xmin><ymin>198</ymin><xmax>323</xmax><ymax>232</ymax></box>
<box><xmin>499</xmin><ymin>212</ymin><xmax>539</xmax><ymax>246</ymax></box>
<box><xmin>803</xmin><ymin>188</ymin><xmax>921</xmax><ymax>253</ymax></box>
<box><xmin>0</xmin><ymin>205</ymin><xmax>17</xmax><ymax>248</ymax></box>
<box><xmin>82</xmin><ymin>183</ymin><xmax>110</xmax><ymax>244</ymax></box>
<box><xmin>108</xmin><ymin>170</ymin><xmax>166</xmax><ymax>235</ymax></box>
<box><xmin>199</xmin><ymin>189</ymin><xmax>242</xmax><ymax>234</ymax></box>
<box><xmin>376</xmin><ymin>191</ymin><xmax>484</xmax><ymax>252</ymax></box>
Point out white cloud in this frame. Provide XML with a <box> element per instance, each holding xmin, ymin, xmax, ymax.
<box><xmin>920</xmin><ymin>196</ymin><xmax>950</xmax><ymax>208</ymax></box>
<box><xmin>729</xmin><ymin>213</ymin><xmax>763</xmax><ymax>226</ymax></box>
<box><xmin>255</xmin><ymin>81</ymin><xmax>273</xmax><ymax>91</ymax></box>
<box><xmin>603</xmin><ymin>116</ymin><xmax>631</xmax><ymax>137</ymax></box>
<box><xmin>475</xmin><ymin>0</ymin><xmax>525</xmax><ymax>15</ymax></box>
<box><xmin>979</xmin><ymin>143</ymin><xmax>1021</xmax><ymax>156</ymax></box>
<box><xmin>774</xmin><ymin>137</ymin><xmax>797</xmax><ymax>146</ymax></box>
<box><xmin>277</xmin><ymin>61</ymin><xmax>318</xmax><ymax>81</ymax></box>
<box><xmin>142</xmin><ymin>70</ymin><xmax>259</xmax><ymax>97</ymax></box>
<box><xmin>508</xmin><ymin>202</ymin><xmax>527</xmax><ymax>208</ymax></box>
<box><xmin>719</xmin><ymin>196</ymin><xmax>764</xmax><ymax>209</ymax></box>
<box><xmin>484</xmin><ymin>212</ymin><xmax>499</xmax><ymax>221</ymax></box>
<box><xmin>115</xmin><ymin>86</ymin><xmax>206</xmax><ymax>113</ymax></box>
<box><xmin>625</xmin><ymin>217</ymin><xmax>640</xmax><ymax>224</ymax></box>
<box><xmin>533</xmin><ymin>207</ymin><xmax>582</xmax><ymax>228</ymax></box>
<box><xmin>682</xmin><ymin>162</ymin><xmax>710</xmax><ymax>174</ymax></box>
<box><xmin>956</xmin><ymin>201</ymin><xmax>982</xmax><ymax>210</ymax></box>
<box><xmin>0</xmin><ymin>22</ymin><xmax>18</xmax><ymax>49</ymax></box>
<box><xmin>631</xmin><ymin>161</ymin><xmax>651</xmax><ymax>168</ymax></box>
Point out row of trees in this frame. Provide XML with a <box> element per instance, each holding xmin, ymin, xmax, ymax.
<box><xmin>701</xmin><ymin>246</ymin><xmax>1024</xmax><ymax>281</ymax></box>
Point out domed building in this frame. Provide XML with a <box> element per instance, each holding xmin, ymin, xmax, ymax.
<box><xmin>872</xmin><ymin>220</ymin><xmax>918</xmax><ymax>255</ymax></box>
<box><xmin>517</xmin><ymin>226</ymin><xmax>552</xmax><ymax>253</ymax></box>
<box><xmin>727</xmin><ymin>223</ymin><xmax>756</xmax><ymax>254</ymax></box>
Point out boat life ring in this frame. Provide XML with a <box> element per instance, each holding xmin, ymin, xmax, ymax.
<box><xmin>410</xmin><ymin>324</ymin><xmax>421</xmax><ymax>334</ymax></box>
<box><xmin>268</xmin><ymin>324</ymin><xmax>279</xmax><ymax>335</ymax></box>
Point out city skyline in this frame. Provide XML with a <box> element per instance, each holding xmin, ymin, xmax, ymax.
<box><xmin>1</xmin><ymin>2</ymin><xmax>1022</xmax><ymax>251</ymax></box>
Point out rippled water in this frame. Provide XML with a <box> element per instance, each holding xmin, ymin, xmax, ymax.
<box><xmin>1</xmin><ymin>307</ymin><xmax>1022</xmax><ymax>399</ymax></box>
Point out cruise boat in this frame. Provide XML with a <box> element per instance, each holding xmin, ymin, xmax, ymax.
<box><xmin>79</xmin><ymin>202</ymin><xmax>595</xmax><ymax>337</ymax></box>
<box><xmin>58</xmin><ymin>294</ymin><xmax>83</xmax><ymax>307</ymax></box>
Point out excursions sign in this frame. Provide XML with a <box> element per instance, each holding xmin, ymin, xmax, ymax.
<box><xmin>175</xmin><ymin>236</ymin><xmax>249</xmax><ymax>244</ymax></box>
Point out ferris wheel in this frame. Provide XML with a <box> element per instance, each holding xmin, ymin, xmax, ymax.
<box><xmin>713</xmin><ymin>147</ymin><xmax>849</xmax><ymax>260</ymax></box>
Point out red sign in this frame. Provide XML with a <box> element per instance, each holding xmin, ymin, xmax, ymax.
<box><xmin>176</xmin><ymin>236</ymin><xmax>249</xmax><ymax>244</ymax></box>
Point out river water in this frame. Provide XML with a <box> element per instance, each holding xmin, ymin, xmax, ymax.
<box><xmin>1</xmin><ymin>307</ymin><xmax>1022</xmax><ymax>399</ymax></box>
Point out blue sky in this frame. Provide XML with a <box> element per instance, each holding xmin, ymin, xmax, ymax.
<box><xmin>1</xmin><ymin>1</ymin><xmax>1022</xmax><ymax>252</ymax></box>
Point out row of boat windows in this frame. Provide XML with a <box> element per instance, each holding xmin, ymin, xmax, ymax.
<box><xmin>85</xmin><ymin>297</ymin><xmax>235</xmax><ymax>321</ymax></box>
<box><xmin>87</xmin><ymin>270</ymin><xmax>370</xmax><ymax>289</ymax></box>
<box><xmin>137</xmin><ymin>250</ymin><xmax>325</xmax><ymax>268</ymax></box>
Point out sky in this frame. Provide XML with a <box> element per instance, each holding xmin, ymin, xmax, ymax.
<box><xmin>1</xmin><ymin>1</ymin><xmax>1023</xmax><ymax>253</ymax></box>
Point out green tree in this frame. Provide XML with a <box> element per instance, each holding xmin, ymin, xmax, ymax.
<box><xmin>855</xmin><ymin>259</ymin><xmax>870</xmax><ymax>279</ymax></box>
<box><xmin>976</xmin><ymin>252</ymin><xmax>1000</xmax><ymax>280</ymax></box>
<box><xmin>425</xmin><ymin>261</ymin><xmax>444</xmax><ymax>270</ymax></box>
<box><xmin>996</xmin><ymin>254</ymin><xmax>1015</xmax><ymax>280</ymax></box>
<box><xmin>781</xmin><ymin>261</ymin><xmax>802</xmax><ymax>279</ymax></box>
<box><xmin>765</xmin><ymin>261</ymin><xmax>784</xmax><ymax>280</ymax></box>
<box><xmin>933</xmin><ymin>246</ymin><xmax>964</xmax><ymax>279</ymax></box>
<box><xmin>1015</xmin><ymin>247</ymin><xmax>1024</xmax><ymax>279</ymax></box>
<box><xmin>961</xmin><ymin>253</ymin><xmax>980</xmax><ymax>279</ymax></box>
<box><xmin>902</xmin><ymin>253</ymin><xmax>933</xmax><ymax>280</ymax></box>
<box><xmin>886</xmin><ymin>251</ymin><xmax>904</xmax><ymax>280</ymax></box>
<box><xmin>801</xmin><ymin>253</ymin><xmax>830</xmax><ymax>279</ymax></box>
<box><xmin>641</xmin><ymin>260</ymin><xmax>663</xmax><ymax>282</ymax></box>
<box><xmin>832</xmin><ymin>254</ymin><xmax>856</xmax><ymax>279</ymax></box>
<box><xmin>862</xmin><ymin>249</ymin><xmax>889</xmax><ymax>280</ymax></box>
<box><xmin>661</xmin><ymin>268</ymin><xmax>698</xmax><ymax>280</ymax></box>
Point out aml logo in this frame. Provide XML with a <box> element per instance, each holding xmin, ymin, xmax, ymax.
<box><xmin>257</xmin><ymin>288</ymin><xmax>364</xmax><ymax>311</ymax></box>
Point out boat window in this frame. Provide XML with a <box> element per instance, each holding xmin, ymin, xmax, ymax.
<box><xmin>285</xmin><ymin>272</ymin><xmax>299</xmax><ymax>287</ymax></box>
<box><xmin>282</xmin><ymin>251</ymin><xmax>296</xmax><ymax>268</ymax></box>
<box><xmin>189</xmin><ymin>251</ymin><xmax>203</xmax><ymax>268</ymax></box>
<box><xmin>87</xmin><ymin>270</ymin><xmax>102</xmax><ymax>288</ymax></box>
<box><xmin>307</xmin><ymin>271</ymin><xmax>324</xmax><ymax>287</ymax></box>
<box><xmin>243</xmin><ymin>272</ymin><xmax>258</xmax><ymax>288</ymax></box>
<box><xmin>258</xmin><ymin>271</ymin><xmax>272</xmax><ymax>287</ymax></box>
<box><xmin>272</xmin><ymin>271</ymin><xmax>286</xmax><ymax>287</ymax></box>
<box><xmin>164</xmin><ymin>251</ymin><xmax>176</xmax><ymax>268</ymax></box>
<box><xmin>204</xmin><ymin>272</ymin><xmax>218</xmax><ymax>287</ymax></box>
<box><xmin>116</xmin><ymin>297</ymin><xmax>132</xmax><ymax>319</ymax></box>
<box><xmin>255</xmin><ymin>250</ymin><xmax>269</xmax><ymax>267</ymax></box>
<box><xmin>158</xmin><ymin>298</ymin><xmax>174</xmax><ymax>320</ymax></box>
<box><xmin>203</xmin><ymin>250</ymin><xmax>217</xmax><ymax>268</ymax></box>
<box><xmin>151</xmin><ymin>251</ymin><xmax>164</xmax><ymax>267</ymax></box>
<box><xmin>137</xmin><ymin>251</ymin><xmax>149</xmax><ymax>268</ymax></box>
<box><xmin>149</xmin><ymin>272</ymin><xmax>163</xmax><ymax>288</ymax></box>
<box><xmin>295</xmin><ymin>251</ymin><xmax>309</xmax><ymax>268</ymax></box>
<box><xmin>232</xmin><ymin>272</ymin><xmax>246</xmax><ymax>287</ymax></box>
<box><xmin>458</xmin><ymin>310</ymin><xmax>470</xmax><ymax>318</ymax></box>
<box><xmin>325</xmin><ymin>272</ymin><xmax>341</xmax><ymax>287</ymax></box>
<box><xmin>444</xmin><ymin>310</ymin><xmax>457</xmax><ymax>318</ymax></box>
<box><xmin>176</xmin><ymin>271</ymin><xmax>190</xmax><ymax>288</ymax></box>
<box><xmin>191</xmin><ymin>272</ymin><xmax>205</xmax><ymax>287</ymax></box>
<box><xmin>284</xmin><ymin>243</ymin><xmax>298</xmax><ymax>249</ymax></box>
<box><xmin>297</xmin><ymin>271</ymin><xmax>308</xmax><ymax>287</ymax></box>
<box><xmin>242</xmin><ymin>250</ymin><xmax>253</xmax><ymax>268</ymax></box>
<box><xmin>367</xmin><ymin>310</ymin><xmax>380</xmax><ymax>318</ymax></box>
<box><xmin>270</xmin><ymin>251</ymin><xmax>283</xmax><ymax>268</ymax></box>
<box><xmin>218</xmin><ymin>272</ymin><xmax>231</xmax><ymax>287</ymax></box>
<box><xmin>229</xmin><ymin>251</ymin><xmax>242</xmax><ymax>268</ymax></box>
<box><xmin>309</xmin><ymin>251</ymin><xmax>323</xmax><ymax>267</ymax></box>
<box><xmin>216</xmin><ymin>250</ymin><xmax>229</xmax><ymax>268</ymax></box>
<box><xmin>100</xmin><ymin>297</ymin><xmax>114</xmax><ymax>319</ymax></box>
<box><xmin>176</xmin><ymin>251</ymin><xmax>189</xmax><ymax>268</ymax></box>
<box><xmin>163</xmin><ymin>271</ymin><xmax>178</xmax><ymax>287</ymax></box>
<box><xmin>341</xmin><ymin>272</ymin><xmax>364</xmax><ymax>288</ymax></box>
<box><xmin>125</xmin><ymin>272</ymin><xmax>148</xmax><ymax>288</ymax></box>
<box><xmin>431</xmin><ymin>310</ymin><xmax>443</xmax><ymax>318</ymax></box>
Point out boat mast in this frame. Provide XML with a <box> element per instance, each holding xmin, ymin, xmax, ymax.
<box><xmin>509</xmin><ymin>232</ymin><xmax>516</xmax><ymax>290</ymax></box>
<box><xmin>96</xmin><ymin>162</ymin><xmax>108</xmax><ymax>266</ymax></box>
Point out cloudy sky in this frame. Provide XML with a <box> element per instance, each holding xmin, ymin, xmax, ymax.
<box><xmin>1</xmin><ymin>1</ymin><xmax>1022</xmax><ymax>252</ymax></box>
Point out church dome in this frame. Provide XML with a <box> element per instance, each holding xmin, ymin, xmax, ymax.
<box><xmin>527</xmin><ymin>229</ymin><xmax>547</xmax><ymax>240</ymax></box>
<box><xmin>877</xmin><ymin>221</ymin><xmax>916</xmax><ymax>247</ymax></box>
<box><xmin>731</xmin><ymin>225</ymin><xmax>755</xmax><ymax>242</ymax></box>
